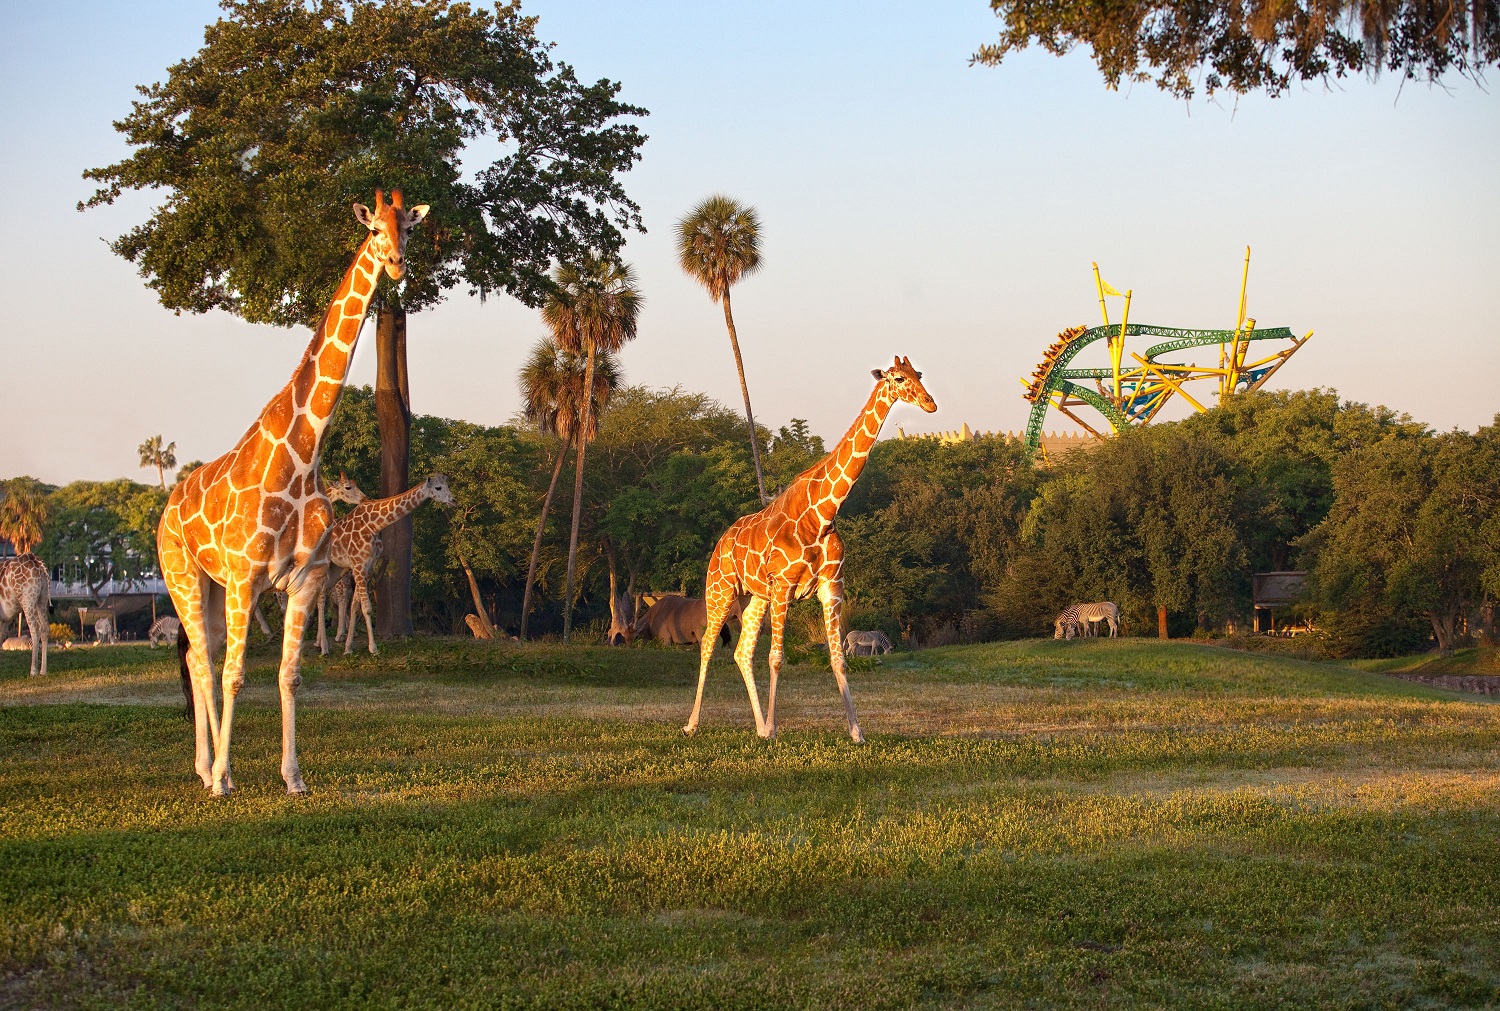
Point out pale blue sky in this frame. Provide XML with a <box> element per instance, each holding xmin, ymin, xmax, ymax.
<box><xmin>1</xmin><ymin>0</ymin><xmax>1496</xmax><ymax>484</ymax></box>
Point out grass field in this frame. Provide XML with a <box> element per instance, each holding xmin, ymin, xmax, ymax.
<box><xmin>3</xmin><ymin>637</ymin><xmax>1498</xmax><ymax>1009</ymax></box>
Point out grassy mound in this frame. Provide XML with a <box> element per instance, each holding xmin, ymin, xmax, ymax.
<box><xmin>2</xmin><ymin>639</ymin><xmax>1497</xmax><ymax>1008</ymax></box>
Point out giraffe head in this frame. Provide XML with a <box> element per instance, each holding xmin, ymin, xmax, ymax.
<box><xmin>352</xmin><ymin>189</ymin><xmax>430</xmax><ymax>281</ymax></box>
<box><xmin>871</xmin><ymin>356</ymin><xmax>937</xmax><ymax>413</ymax></box>
<box><xmin>325</xmin><ymin>473</ymin><xmax>367</xmax><ymax>506</ymax></box>
<box><xmin>424</xmin><ymin>473</ymin><xmax>456</xmax><ymax>507</ymax></box>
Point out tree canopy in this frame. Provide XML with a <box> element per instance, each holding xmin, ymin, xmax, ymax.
<box><xmin>82</xmin><ymin>0</ymin><xmax>647</xmax><ymax>325</ymax></box>
<box><xmin>973</xmin><ymin>0</ymin><xmax>1500</xmax><ymax>99</ymax></box>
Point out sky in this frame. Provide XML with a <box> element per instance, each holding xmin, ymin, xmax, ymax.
<box><xmin>1</xmin><ymin>0</ymin><xmax>1496</xmax><ymax>486</ymax></box>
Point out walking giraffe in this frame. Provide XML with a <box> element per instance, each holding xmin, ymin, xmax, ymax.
<box><xmin>157</xmin><ymin>189</ymin><xmax>427</xmax><ymax>795</ymax></box>
<box><xmin>0</xmin><ymin>554</ymin><xmax>49</xmax><ymax>677</ymax></box>
<box><xmin>686</xmin><ymin>356</ymin><xmax>936</xmax><ymax>742</ymax></box>
<box><xmin>316</xmin><ymin>474</ymin><xmax>454</xmax><ymax>656</ymax></box>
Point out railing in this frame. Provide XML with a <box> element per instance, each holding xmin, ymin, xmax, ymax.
<box><xmin>50</xmin><ymin>578</ymin><xmax>167</xmax><ymax>600</ymax></box>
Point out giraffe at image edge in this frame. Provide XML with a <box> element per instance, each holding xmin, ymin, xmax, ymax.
<box><xmin>157</xmin><ymin>190</ymin><xmax>428</xmax><ymax>796</ymax></box>
<box><xmin>687</xmin><ymin>356</ymin><xmax>937</xmax><ymax>742</ymax></box>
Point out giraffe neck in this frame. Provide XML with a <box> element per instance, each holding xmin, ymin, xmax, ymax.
<box><xmin>240</xmin><ymin>235</ymin><xmax>383</xmax><ymax>472</ymax></box>
<box><xmin>362</xmin><ymin>482</ymin><xmax>432</xmax><ymax>531</ymax></box>
<box><xmin>806</xmin><ymin>385</ymin><xmax>896</xmax><ymax>524</ymax></box>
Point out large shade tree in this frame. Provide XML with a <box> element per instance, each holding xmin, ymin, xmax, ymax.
<box><xmin>677</xmin><ymin>195</ymin><xmax>768</xmax><ymax>503</ymax></box>
<box><xmin>82</xmin><ymin>0</ymin><xmax>646</xmax><ymax>636</ymax></box>
<box><xmin>541</xmin><ymin>256</ymin><xmax>640</xmax><ymax>641</ymax></box>
<box><xmin>516</xmin><ymin>336</ymin><xmax>620</xmax><ymax>640</ymax></box>
<box><xmin>973</xmin><ymin>0</ymin><xmax>1499</xmax><ymax>99</ymax></box>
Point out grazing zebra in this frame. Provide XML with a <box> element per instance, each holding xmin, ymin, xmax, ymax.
<box><xmin>149</xmin><ymin>616</ymin><xmax>182</xmax><ymax>647</ymax></box>
<box><xmin>1053</xmin><ymin>602</ymin><xmax>1119</xmax><ymax>639</ymax></box>
<box><xmin>843</xmin><ymin>630</ymin><xmax>893</xmax><ymax>656</ymax></box>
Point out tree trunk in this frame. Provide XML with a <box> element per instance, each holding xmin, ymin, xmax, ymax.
<box><xmin>604</xmin><ymin>540</ymin><xmax>632</xmax><ymax>646</ymax></box>
<box><xmin>375</xmin><ymin>299</ymin><xmax>413</xmax><ymax>638</ymax></box>
<box><xmin>722</xmin><ymin>290</ymin><xmax>767</xmax><ymax>504</ymax></box>
<box><xmin>156</xmin><ymin>463</ymin><xmax>166</xmax><ymax>492</ymax></box>
<box><xmin>1429</xmin><ymin>611</ymin><xmax>1456</xmax><ymax>657</ymax></box>
<box><xmin>1480</xmin><ymin>599</ymin><xmax>1496</xmax><ymax>647</ymax></box>
<box><xmin>1158</xmin><ymin>604</ymin><xmax>1169</xmax><ymax>639</ymax></box>
<box><xmin>562</xmin><ymin>343</ymin><xmax>596</xmax><ymax>642</ymax></box>
<box><xmin>520</xmin><ymin>437</ymin><xmax>571</xmax><ymax>641</ymax></box>
<box><xmin>459</xmin><ymin>554</ymin><xmax>495</xmax><ymax>639</ymax></box>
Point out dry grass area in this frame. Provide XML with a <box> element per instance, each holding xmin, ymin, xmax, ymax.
<box><xmin>3</xmin><ymin>637</ymin><xmax>1498</xmax><ymax>1009</ymax></box>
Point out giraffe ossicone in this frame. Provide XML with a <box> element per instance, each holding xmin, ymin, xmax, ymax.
<box><xmin>686</xmin><ymin>356</ymin><xmax>937</xmax><ymax>742</ymax></box>
<box><xmin>156</xmin><ymin>188</ymin><xmax>428</xmax><ymax>796</ymax></box>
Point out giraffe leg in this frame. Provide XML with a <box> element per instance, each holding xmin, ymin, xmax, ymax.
<box><xmin>762</xmin><ymin>590</ymin><xmax>789</xmax><ymax>740</ymax></box>
<box><xmin>278</xmin><ymin>576</ymin><xmax>319</xmax><ymax>795</ymax></box>
<box><xmin>358</xmin><ymin>569</ymin><xmax>378</xmax><ymax>655</ymax></box>
<box><xmin>160</xmin><ymin>531</ymin><xmax>219</xmax><ymax>789</ymax></box>
<box><xmin>819</xmin><ymin>575</ymin><xmax>863</xmax><ymax>743</ymax></box>
<box><xmin>733</xmin><ymin>596</ymin><xmax>769</xmax><ymax>736</ymax></box>
<box><xmin>210</xmin><ymin>577</ymin><xmax>256</xmax><ymax>796</ymax></box>
<box><xmin>24</xmin><ymin>597</ymin><xmax>45</xmax><ymax>678</ymax></box>
<box><xmin>316</xmin><ymin>587</ymin><xmax>327</xmax><ymax>656</ymax></box>
<box><xmin>685</xmin><ymin>575</ymin><xmax>744</xmax><ymax>735</ymax></box>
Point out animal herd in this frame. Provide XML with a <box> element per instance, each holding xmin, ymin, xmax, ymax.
<box><xmin>1</xmin><ymin>189</ymin><xmax>1104</xmax><ymax>798</ymax></box>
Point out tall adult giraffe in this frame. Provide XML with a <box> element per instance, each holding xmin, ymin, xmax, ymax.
<box><xmin>685</xmin><ymin>356</ymin><xmax>936</xmax><ymax>742</ymax></box>
<box><xmin>158</xmin><ymin>189</ymin><xmax>428</xmax><ymax>795</ymax></box>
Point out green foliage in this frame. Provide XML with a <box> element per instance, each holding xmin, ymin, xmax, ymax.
<box><xmin>0</xmin><ymin>477</ymin><xmax>51</xmax><ymax>555</ymax></box>
<box><xmin>764</xmin><ymin>418</ymin><xmax>825</xmax><ymax>493</ymax></box>
<box><xmin>590</xmin><ymin>387</ymin><xmax>759</xmax><ymax>596</ymax></box>
<box><xmin>81</xmin><ymin>0</ymin><xmax>646</xmax><ymax>325</ymax></box>
<box><xmin>46</xmin><ymin>623</ymin><xmax>74</xmax><ymax>644</ymax></box>
<box><xmin>839</xmin><ymin>436</ymin><xmax>1039</xmax><ymax>641</ymax></box>
<box><xmin>973</xmin><ymin>0</ymin><xmax>1500</xmax><ymax>99</ymax></box>
<box><xmin>39</xmin><ymin>480</ymin><xmax>166</xmax><ymax>594</ymax></box>
<box><xmin>1308</xmin><ymin>418</ymin><xmax>1500</xmax><ymax>656</ymax></box>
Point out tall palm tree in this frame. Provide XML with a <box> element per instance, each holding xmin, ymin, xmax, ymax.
<box><xmin>542</xmin><ymin>256</ymin><xmax>641</xmax><ymax>641</ymax></box>
<box><xmin>137</xmin><ymin>435</ymin><xmax>177</xmax><ymax>491</ymax></box>
<box><xmin>677</xmin><ymin>194</ymin><xmax>767</xmax><ymax>502</ymax></box>
<box><xmin>517</xmin><ymin>337</ymin><xmax>620</xmax><ymax>640</ymax></box>
<box><xmin>0</xmin><ymin>479</ymin><xmax>48</xmax><ymax>555</ymax></box>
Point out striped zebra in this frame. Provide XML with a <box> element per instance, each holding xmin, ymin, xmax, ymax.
<box><xmin>1053</xmin><ymin>601</ymin><xmax>1119</xmax><ymax>639</ymax></box>
<box><xmin>844</xmin><ymin>630</ymin><xmax>893</xmax><ymax>656</ymax></box>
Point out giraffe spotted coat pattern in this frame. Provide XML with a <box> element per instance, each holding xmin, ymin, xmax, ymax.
<box><xmin>316</xmin><ymin>474</ymin><xmax>454</xmax><ymax>655</ymax></box>
<box><xmin>0</xmin><ymin>554</ymin><xmax>49</xmax><ymax>676</ymax></box>
<box><xmin>156</xmin><ymin>189</ymin><xmax>428</xmax><ymax>796</ymax></box>
<box><xmin>686</xmin><ymin>356</ymin><xmax>937</xmax><ymax>742</ymax></box>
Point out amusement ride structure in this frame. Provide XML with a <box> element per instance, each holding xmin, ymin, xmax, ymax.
<box><xmin>1020</xmin><ymin>249</ymin><xmax>1312</xmax><ymax>455</ymax></box>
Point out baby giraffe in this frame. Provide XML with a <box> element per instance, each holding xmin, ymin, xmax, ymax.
<box><xmin>317</xmin><ymin>474</ymin><xmax>455</xmax><ymax>655</ymax></box>
<box><xmin>687</xmin><ymin>357</ymin><xmax>936</xmax><ymax>742</ymax></box>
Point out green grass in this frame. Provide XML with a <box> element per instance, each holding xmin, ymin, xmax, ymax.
<box><xmin>3</xmin><ymin>638</ymin><xmax>1498</xmax><ymax>1009</ymax></box>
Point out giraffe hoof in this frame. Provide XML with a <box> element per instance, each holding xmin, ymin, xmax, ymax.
<box><xmin>850</xmin><ymin>730</ymin><xmax>866</xmax><ymax>745</ymax></box>
<box><xmin>285</xmin><ymin>779</ymin><xmax>309</xmax><ymax>796</ymax></box>
<box><xmin>681</xmin><ymin>724</ymin><xmax>697</xmax><ymax>736</ymax></box>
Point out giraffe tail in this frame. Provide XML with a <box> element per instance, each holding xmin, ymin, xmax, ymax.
<box><xmin>176</xmin><ymin>625</ymin><xmax>194</xmax><ymax>727</ymax></box>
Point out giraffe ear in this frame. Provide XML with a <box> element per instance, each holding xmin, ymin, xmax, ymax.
<box><xmin>353</xmin><ymin>203</ymin><xmax>376</xmax><ymax>229</ymax></box>
<box><xmin>871</xmin><ymin>369</ymin><xmax>885</xmax><ymax>381</ymax></box>
<box><xmin>405</xmin><ymin>205</ymin><xmax>430</xmax><ymax>227</ymax></box>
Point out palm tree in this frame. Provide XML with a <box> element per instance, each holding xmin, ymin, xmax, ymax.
<box><xmin>138</xmin><ymin>435</ymin><xmax>177</xmax><ymax>491</ymax></box>
<box><xmin>517</xmin><ymin>337</ymin><xmax>621</xmax><ymax>640</ymax></box>
<box><xmin>0</xmin><ymin>478</ymin><xmax>48</xmax><ymax>555</ymax></box>
<box><xmin>542</xmin><ymin>256</ymin><xmax>641</xmax><ymax>641</ymax></box>
<box><xmin>677</xmin><ymin>194</ymin><xmax>767</xmax><ymax>502</ymax></box>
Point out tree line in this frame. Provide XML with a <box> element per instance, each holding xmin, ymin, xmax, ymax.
<box><xmin>3</xmin><ymin>387</ymin><xmax>1496</xmax><ymax>656</ymax></box>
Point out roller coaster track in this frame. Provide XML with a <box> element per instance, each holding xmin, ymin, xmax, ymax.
<box><xmin>1021</xmin><ymin>323</ymin><xmax>1300</xmax><ymax>451</ymax></box>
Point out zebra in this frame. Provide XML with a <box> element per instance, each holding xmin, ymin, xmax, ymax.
<box><xmin>1053</xmin><ymin>602</ymin><xmax>1119</xmax><ymax>639</ymax></box>
<box><xmin>148</xmin><ymin>615</ymin><xmax>181</xmax><ymax>647</ymax></box>
<box><xmin>843</xmin><ymin>630</ymin><xmax>893</xmax><ymax>656</ymax></box>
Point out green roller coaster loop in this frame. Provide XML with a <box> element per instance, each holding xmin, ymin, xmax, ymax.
<box><xmin>1022</xmin><ymin>323</ymin><xmax>1300</xmax><ymax>451</ymax></box>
